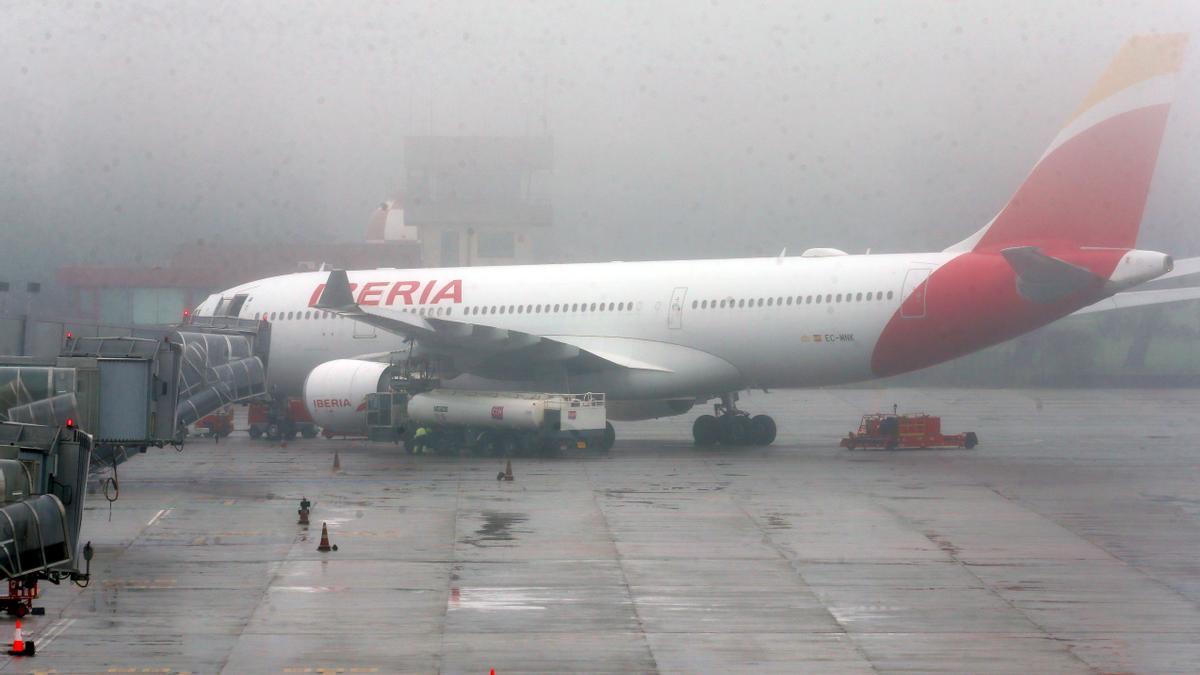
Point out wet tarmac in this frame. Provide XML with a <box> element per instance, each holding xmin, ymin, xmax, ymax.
<box><xmin>5</xmin><ymin>387</ymin><xmax>1200</xmax><ymax>673</ymax></box>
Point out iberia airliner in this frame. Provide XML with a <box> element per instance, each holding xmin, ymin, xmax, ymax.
<box><xmin>194</xmin><ymin>35</ymin><xmax>1191</xmax><ymax>447</ymax></box>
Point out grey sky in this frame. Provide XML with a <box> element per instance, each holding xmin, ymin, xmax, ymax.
<box><xmin>2</xmin><ymin>1</ymin><xmax>1199</xmax><ymax>281</ymax></box>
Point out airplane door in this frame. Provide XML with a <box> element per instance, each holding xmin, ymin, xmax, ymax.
<box><xmin>353</xmin><ymin>318</ymin><xmax>377</xmax><ymax>339</ymax></box>
<box><xmin>668</xmin><ymin>287</ymin><xmax>687</xmax><ymax>329</ymax></box>
<box><xmin>900</xmin><ymin>268</ymin><xmax>933</xmax><ymax>319</ymax></box>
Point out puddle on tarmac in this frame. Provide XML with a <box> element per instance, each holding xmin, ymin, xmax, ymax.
<box><xmin>459</xmin><ymin>511</ymin><xmax>529</xmax><ymax>547</ymax></box>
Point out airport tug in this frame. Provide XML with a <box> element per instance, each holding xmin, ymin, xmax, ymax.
<box><xmin>841</xmin><ymin>408</ymin><xmax>977</xmax><ymax>450</ymax></box>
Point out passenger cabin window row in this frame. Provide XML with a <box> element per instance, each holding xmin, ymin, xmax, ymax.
<box><xmin>254</xmin><ymin>301</ymin><xmax>640</xmax><ymax>322</ymax></box>
<box><xmin>463</xmin><ymin>301</ymin><xmax>634</xmax><ymax>316</ymax></box>
<box><xmin>690</xmin><ymin>290</ymin><xmax>894</xmax><ymax>310</ymax></box>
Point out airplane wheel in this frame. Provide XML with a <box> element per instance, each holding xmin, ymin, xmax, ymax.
<box><xmin>750</xmin><ymin>415</ymin><xmax>777</xmax><ymax>446</ymax></box>
<box><xmin>692</xmin><ymin>415</ymin><xmax>720</xmax><ymax>446</ymax></box>
<box><xmin>718</xmin><ymin>414</ymin><xmax>752</xmax><ymax>446</ymax></box>
<box><xmin>599</xmin><ymin>422</ymin><xmax>616</xmax><ymax>451</ymax></box>
<box><xmin>301</xmin><ymin>426</ymin><xmax>317</xmax><ymax>439</ymax></box>
<box><xmin>249</xmin><ymin>425</ymin><xmax>263</xmax><ymax>439</ymax></box>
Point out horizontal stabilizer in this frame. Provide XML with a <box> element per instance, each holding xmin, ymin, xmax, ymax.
<box><xmin>1072</xmin><ymin>286</ymin><xmax>1200</xmax><ymax>316</ymax></box>
<box><xmin>1001</xmin><ymin>246</ymin><xmax>1101</xmax><ymax>303</ymax></box>
<box><xmin>1158</xmin><ymin>255</ymin><xmax>1200</xmax><ymax>281</ymax></box>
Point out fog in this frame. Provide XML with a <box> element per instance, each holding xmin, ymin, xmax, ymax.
<box><xmin>3</xmin><ymin>1</ymin><xmax>1199</xmax><ymax>281</ymax></box>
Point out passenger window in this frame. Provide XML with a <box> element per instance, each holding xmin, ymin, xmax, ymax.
<box><xmin>855</xmin><ymin>293</ymin><xmax>862</xmax><ymax>301</ymax></box>
<box><xmin>815</xmin><ymin>296</ymin><xmax>822</xmax><ymax>304</ymax></box>
<box><xmin>835</xmin><ymin>294</ymin><xmax>842</xmax><ymax>303</ymax></box>
<box><xmin>737</xmin><ymin>299</ymin><xmax>744</xmax><ymax>308</ymax></box>
<box><xmin>887</xmin><ymin>291</ymin><xmax>894</xmax><ymax>300</ymax></box>
<box><xmin>608</xmin><ymin>302</ymin><xmax>615</xmax><ymax>311</ymax></box>
<box><xmin>590</xmin><ymin>303</ymin><xmax>597</xmax><ymax>311</ymax></box>
<box><xmin>866</xmin><ymin>292</ymin><xmax>873</xmax><ymax>301</ymax></box>
<box><xmin>758</xmin><ymin>298</ymin><xmax>764</xmax><ymax>307</ymax></box>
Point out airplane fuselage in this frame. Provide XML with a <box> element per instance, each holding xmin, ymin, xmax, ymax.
<box><xmin>196</xmin><ymin>247</ymin><xmax>1141</xmax><ymax>402</ymax></box>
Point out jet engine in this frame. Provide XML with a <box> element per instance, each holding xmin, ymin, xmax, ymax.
<box><xmin>606</xmin><ymin>398</ymin><xmax>694</xmax><ymax>421</ymax></box>
<box><xmin>302</xmin><ymin>359</ymin><xmax>393</xmax><ymax>434</ymax></box>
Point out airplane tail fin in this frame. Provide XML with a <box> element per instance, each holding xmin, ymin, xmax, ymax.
<box><xmin>948</xmin><ymin>34</ymin><xmax>1189</xmax><ymax>253</ymax></box>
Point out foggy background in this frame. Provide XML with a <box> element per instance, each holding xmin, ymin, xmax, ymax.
<box><xmin>3</xmin><ymin>1</ymin><xmax>1199</xmax><ymax>281</ymax></box>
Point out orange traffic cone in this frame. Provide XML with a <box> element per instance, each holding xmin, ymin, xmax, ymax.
<box><xmin>317</xmin><ymin>522</ymin><xmax>334</xmax><ymax>552</ymax></box>
<box><xmin>8</xmin><ymin>619</ymin><xmax>23</xmax><ymax>655</ymax></box>
<box><xmin>333</xmin><ymin>451</ymin><xmax>341</xmax><ymax>471</ymax></box>
<box><xmin>503</xmin><ymin>460</ymin><xmax>514</xmax><ymax>482</ymax></box>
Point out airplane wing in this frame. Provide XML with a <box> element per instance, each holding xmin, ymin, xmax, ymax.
<box><xmin>314</xmin><ymin>270</ymin><xmax>673</xmax><ymax>379</ymax></box>
<box><xmin>1068</xmin><ymin>256</ymin><xmax>1200</xmax><ymax>316</ymax></box>
<box><xmin>1072</xmin><ymin>286</ymin><xmax>1200</xmax><ymax>316</ymax></box>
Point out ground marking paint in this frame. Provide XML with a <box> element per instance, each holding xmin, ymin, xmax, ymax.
<box><xmin>146</xmin><ymin>508</ymin><xmax>172</xmax><ymax>527</ymax></box>
<box><xmin>36</xmin><ymin>617</ymin><xmax>75</xmax><ymax>651</ymax></box>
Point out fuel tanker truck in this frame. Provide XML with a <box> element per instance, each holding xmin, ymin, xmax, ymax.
<box><xmin>303</xmin><ymin>359</ymin><xmax>614</xmax><ymax>455</ymax></box>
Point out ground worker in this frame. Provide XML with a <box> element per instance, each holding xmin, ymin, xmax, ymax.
<box><xmin>412</xmin><ymin>426</ymin><xmax>430</xmax><ymax>454</ymax></box>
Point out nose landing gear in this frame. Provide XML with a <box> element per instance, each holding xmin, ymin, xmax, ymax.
<box><xmin>692</xmin><ymin>394</ymin><xmax>777</xmax><ymax>447</ymax></box>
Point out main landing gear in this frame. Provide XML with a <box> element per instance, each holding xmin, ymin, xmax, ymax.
<box><xmin>692</xmin><ymin>393</ymin><xmax>777</xmax><ymax>447</ymax></box>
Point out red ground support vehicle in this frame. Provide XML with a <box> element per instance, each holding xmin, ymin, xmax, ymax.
<box><xmin>841</xmin><ymin>413</ymin><xmax>977</xmax><ymax>450</ymax></box>
<box><xmin>0</xmin><ymin>579</ymin><xmax>44</xmax><ymax>617</ymax></box>
<box><xmin>194</xmin><ymin>407</ymin><xmax>235</xmax><ymax>438</ymax></box>
<box><xmin>248</xmin><ymin>399</ymin><xmax>318</xmax><ymax>440</ymax></box>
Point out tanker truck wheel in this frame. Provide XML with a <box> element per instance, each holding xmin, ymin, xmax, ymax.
<box><xmin>599</xmin><ymin>422</ymin><xmax>616</xmax><ymax>452</ymax></box>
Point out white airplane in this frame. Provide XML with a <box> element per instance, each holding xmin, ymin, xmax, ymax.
<box><xmin>194</xmin><ymin>34</ymin><xmax>1196</xmax><ymax>447</ymax></box>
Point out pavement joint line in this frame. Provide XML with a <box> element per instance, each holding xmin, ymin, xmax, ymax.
<box><xmin>984</xmin><ymin>484</ymin><xmax>1200</xmax><ymax>614</ymax></box>
<box><xmin>216</xmin><ymin>447</ymin><xmax>370</xmax><ymax>673</ymax></box>
<box><xmin>583</xmin><ymin>457</ymin><xmax>662</xmax><ymax>675</ymax></box>
<box><xmin>713</xmin><ymin>455</ymin><xmax>880</xmax><ymax>673</ymax></box>
<box><xmin>432</xmin><ymin>453</ymin><xmax>462</xmax><ymax>675</ymax></box>
<box><xmin>877</xmin><ymin>499</ymin><xmax>1098</xmax><ymax>672</ymax></box>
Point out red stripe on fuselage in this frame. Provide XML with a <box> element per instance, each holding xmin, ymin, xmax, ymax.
<box><xmin>871</xmin><ymin>249</ymin><xmax>1125</xmax><ymax>377</ymax></box>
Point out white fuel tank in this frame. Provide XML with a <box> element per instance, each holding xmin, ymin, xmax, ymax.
<box><xmin>303</xmin><ymin>359</ymin><xmax>392</xmax><ymax>434</ymax></box>
<box><xmin>407</xmin><ymin>390</ymin><xmax>549</xmax><ymax>430</ymax></box>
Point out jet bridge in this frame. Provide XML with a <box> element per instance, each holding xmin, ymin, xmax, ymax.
<box><xmin>0</xmin><ymin>317</ymin><xmax>271</xmax><ymax>466</ymax></box>
<box><xmin>0</xmin><ymin>422</ymin><xmax>93</xmax><ymax>601</ymax></box>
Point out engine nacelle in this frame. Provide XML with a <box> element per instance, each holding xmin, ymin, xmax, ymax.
<box><xmin>606</xmin><ymin>398</ymin><xmax>694</xmax><ymax>421</ymax></box>
<box><xmin>303</xmin><ymin>359</ymin><xmax>392</xmax><ymax>434</ymax></box>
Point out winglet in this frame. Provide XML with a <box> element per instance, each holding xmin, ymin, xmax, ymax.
<box><xmin>314</xmin><ymin>270</ymin><xmax>358</xmax><ymax>310</ymax></box>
